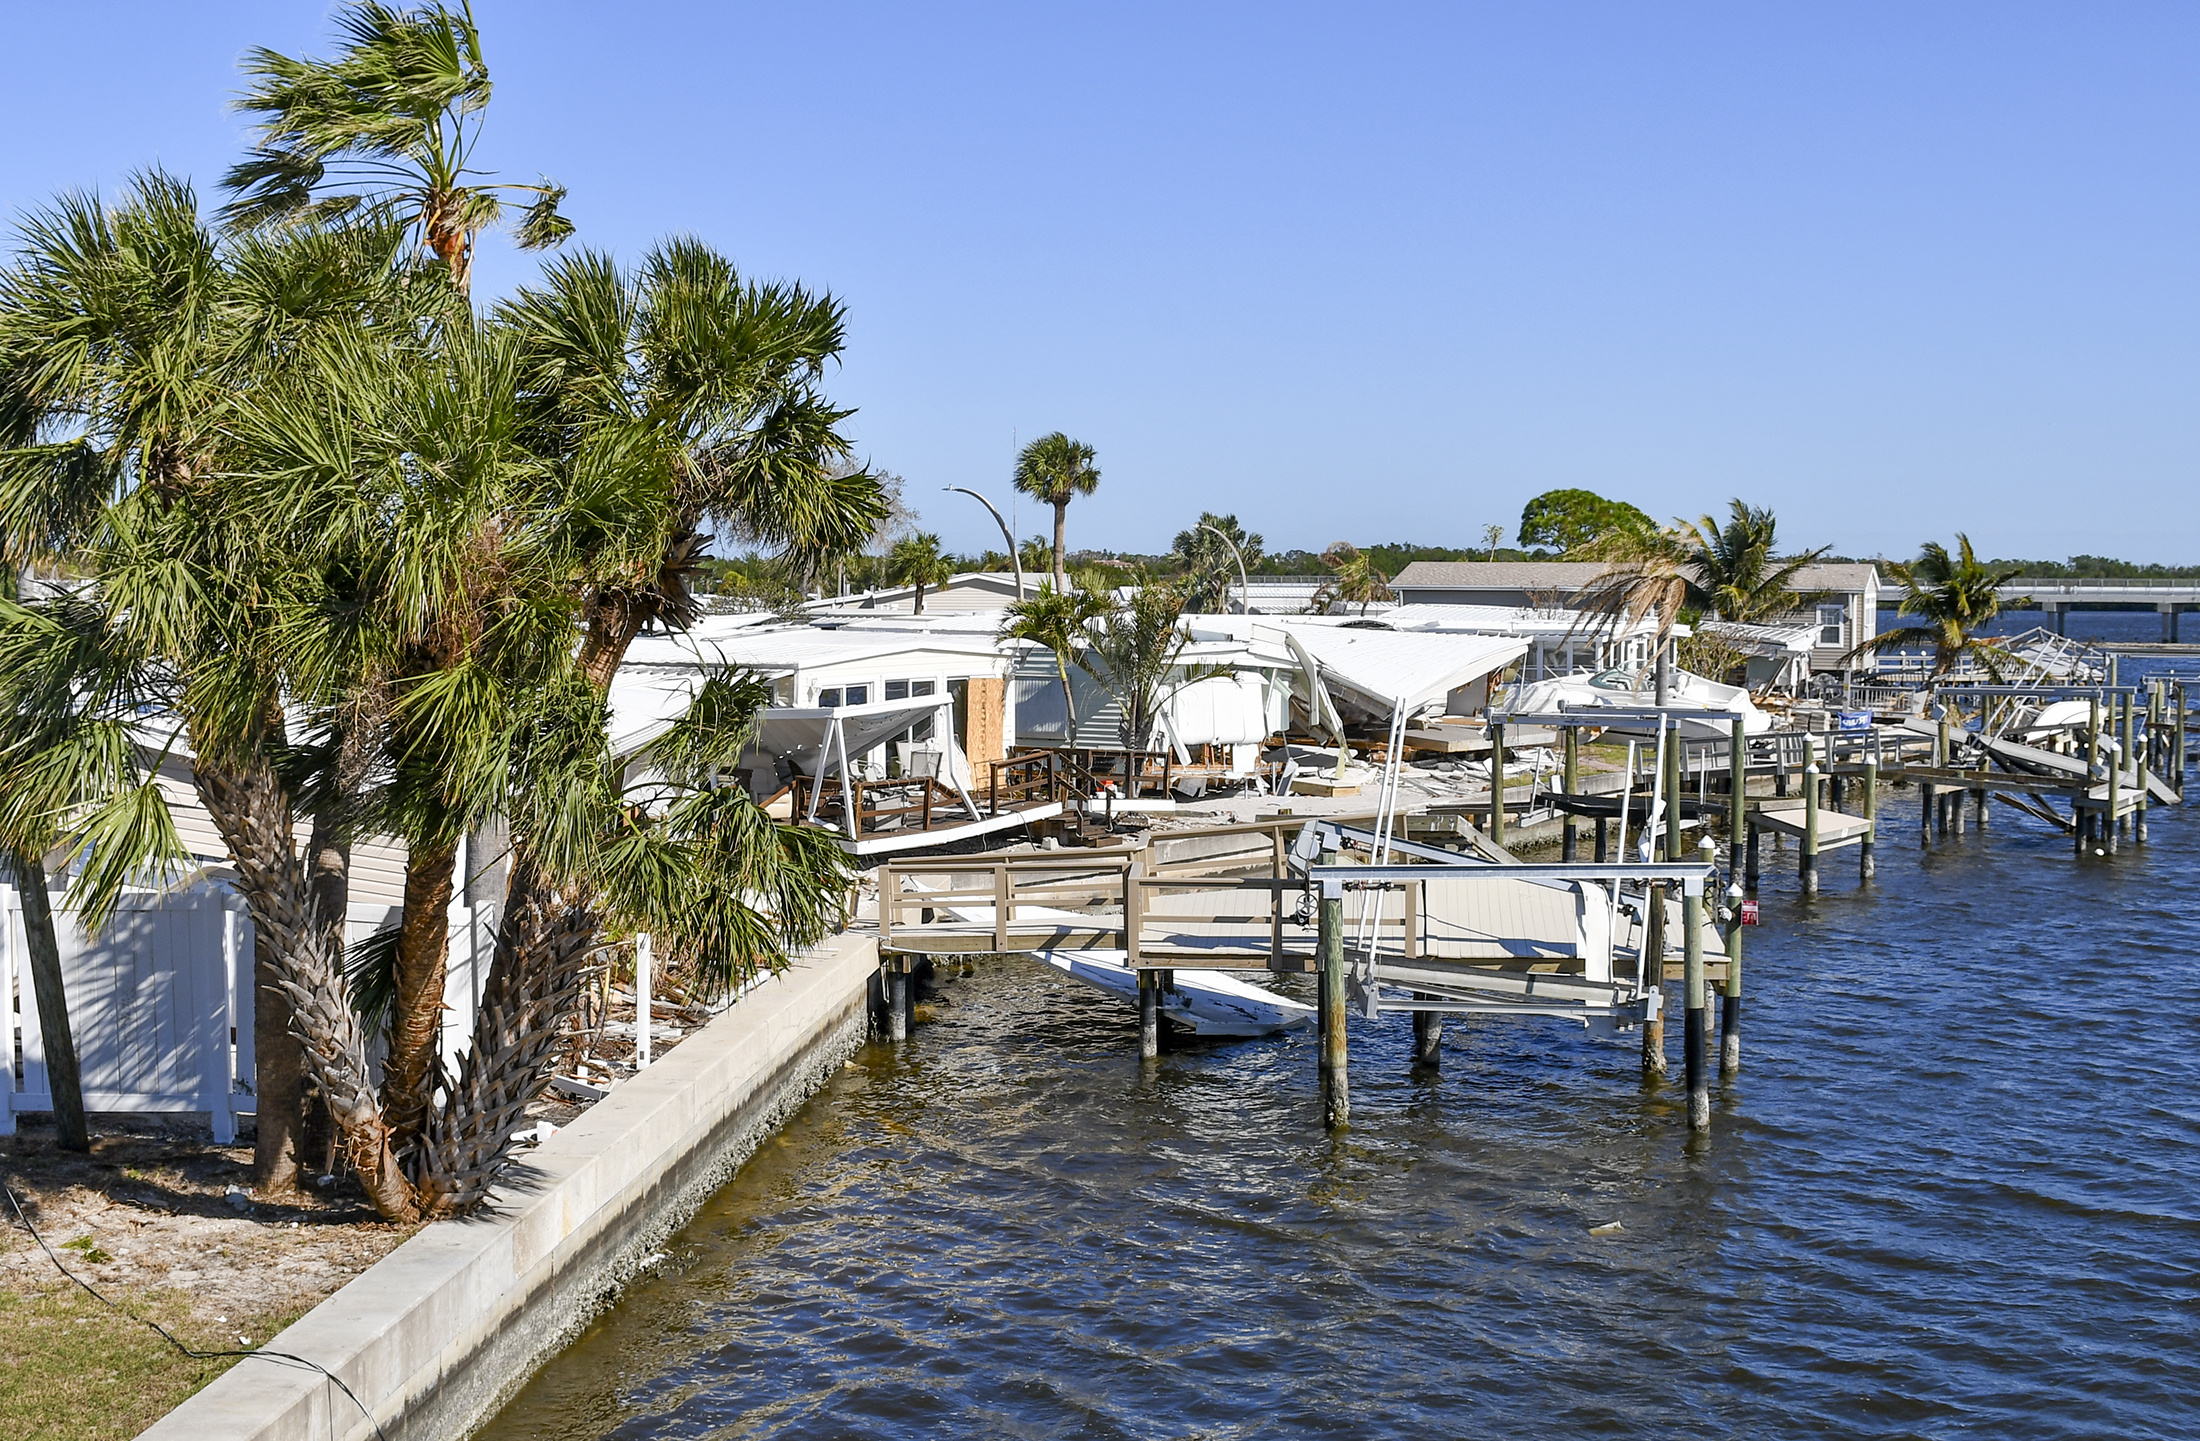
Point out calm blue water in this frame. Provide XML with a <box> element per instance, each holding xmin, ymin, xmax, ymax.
<box><xmin>484</xmin><ymin>658</ymin><xmax>2200</xmax><ymax>1441</ymax></box>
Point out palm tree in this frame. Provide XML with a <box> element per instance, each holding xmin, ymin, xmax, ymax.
<box><xmin>998</xmin><ymin>584</ymin><xmax>1106</xmax><ymax>740</ymax></box>
<box><xmin>0</xmin><ymin>175</ymin><xmax>423</xmax><ymax>1196</ymax></box>
<box><xmin>1078</xmin><ymin>583</ymin><xmax>1195</xmax><ymax>751</ymax></box>
<box><xmin>1686</xmin><ymin>501</ymin><xmax>1829</xmax><ymax>622</ymax></box>
<box><xmin>221</xmin><ymin>1</ymin><xmax>570</xmax><ymax>291</ymax></box>
<box><xmin>1849</xmin><ymin>535</ymin><xmax>2027</xmax><ymax>678</ymax></box>
<box><xmin>888</xmin><ymin>532</ymin><xmax>953</xmax><ymax>614</ymax></box>
<box><xmin>499</xmin><ymin>240</ymin><xmax>883</xmax><ymax>691</ymax></box>
<box><xmin>1311</xmin><ymin>542</ymin><xmax>1394</xmax><ymax>615</ymax></box>
<box><xmin>1012</xmin><ymin>432</ymin><xmax>1100</xmax><ymax>593</ymax></box>
<box><xmin>1572</xmin><ymin>498</ymin><xmax>1828</xmax><ymax>643</ymax></box>
<box><xmin>1169</xmin><ymin>512</ymin><xmax>1262</xmax><ymax>614</ymax></box>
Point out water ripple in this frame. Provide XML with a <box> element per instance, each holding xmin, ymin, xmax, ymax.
<box><xmin>487</xmin><ymin>718</ymin><xmax>2200</xmax><ymax>1440</ymax></box>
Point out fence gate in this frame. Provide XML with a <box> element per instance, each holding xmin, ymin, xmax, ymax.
<box><xmin>3</xmin><ymin>882</ymin><xmax>251</xmax><ymax>1141</ymax></box>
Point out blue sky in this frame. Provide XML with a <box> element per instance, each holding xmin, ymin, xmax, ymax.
<box><xmin>4</xmin><ymin>4</ymin><xmax>2194</xmax><ymax>563</ymax></box>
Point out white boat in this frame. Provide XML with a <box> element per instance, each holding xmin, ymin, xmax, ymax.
<box><xmin>1498</xmin><ymin>666</ymin><xmax>1772</xmax><ymax>740</ymax></box>
<box><xmin>1037</xmin><ymin>950</ymin><xmax>1313</xmax><ymax>1037</ymax></box>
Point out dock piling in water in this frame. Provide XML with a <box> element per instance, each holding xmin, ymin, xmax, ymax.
<box><xmin>1412</xmin><ymin>1005</ymin><xmax>1443</xmax><ymax>1069</ymax></box>
<box><xmin>1138</xmin><ymin>969</ymin><xmax>1160</xmax><ymax>1059</ymax></box>
<box><xmin>1685</xmin><ymin>838</ymin><xmax>1712</xmax><ymax>1130</ymax></box>
<box><xmin>1801</xmin><ymin>744</ymin><xmax>1821</xmax><ymax>899</ymax></box>
<box><xmin>1720</xmin><ymin>873</ymin><xmax>1743</xmax><ymax>1075</ymax></box>
<box><xmin>1860</xmin><ymin>753</ymin><xmax>1878</xmax><ymax>880</ymax></box>
<box><xmin>2164</xmin><ymin>682</ymin><xmax>2182</xmax><ymax>796</ymax></box>
<box><xmin>1317</xmin><ymin>867</ymin><xmax>1348</xmax><ymax>1127</ymax></box>
<box><xmin>886</xmin><ymin>961</ymin><xmax>909</xmax><ymax>1043</ymax></box>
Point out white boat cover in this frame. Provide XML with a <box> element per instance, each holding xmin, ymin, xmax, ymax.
<box><xmin>1281</xmin><ymin>625</ymin><xmax>1529</xmax><ymax>716</ymax></box>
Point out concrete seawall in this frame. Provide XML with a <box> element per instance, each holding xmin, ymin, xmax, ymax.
<box><xmin>142</xmin><ymin>931</ymin><xmax>880</xmax><ymax>1441</ymax></box>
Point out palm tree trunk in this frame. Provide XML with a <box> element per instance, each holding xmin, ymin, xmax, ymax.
<box><xmin>251</xmin><ymin>924</ymin><xmax>307</xmax><ymax>1190</ymax></box>
<box><xmin>384</xmin><ymin>839</ymin><xmax>458</xmax><ymax>1152</ymax></box>
<box><xmin>194</xmin><ymin>752</ymin><xmax>420</xmax><ymax>1222</ymax></box>
<box><xmin>412</xmin><ymin>849</ymin><xmax>595</xmax><ymax>1215</ymax></box>
<box><xmin>1055</xmin><ymin>653</ymin><xmax>1079</xmax><ymax>741</ymax></box>
<box><xmin>914</xmin><ymin>580</ymin><xmax>926</xmax><ymax>615</ymax></box>
<box><xmin>1053</xmin><ymin>499</ymin><xmax>1069</xmax><ymax>593</ymax></box>
<box><xmin>578</xmin><ymin>596</ymin><xmax>646</xmax><ymax>690</ymax></box>
<box><xmin>13</xmin><ymin>853</ymin><xmax>86</xmax><ymax>1153</ymax></box>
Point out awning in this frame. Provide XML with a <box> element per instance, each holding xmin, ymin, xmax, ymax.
<box><xmin>1281</xmin><ymin>625</ymin><xmax>1529</xmax><ymax>716</ymax></box>
<box><xmin>748</xmin><ymin>697</ymin><xmax>962</xmax><ymax>778</ymax></box>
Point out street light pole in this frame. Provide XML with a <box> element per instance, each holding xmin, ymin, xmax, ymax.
<box><xmin>1197</xmin><ymin>523</ymin><xmax>1251</xmax><ymax>615</ymax></box>
<box><xmin>943</xmin><ymin>485</ymin><xmax>1023</xmax><ymax>600</ymax></box>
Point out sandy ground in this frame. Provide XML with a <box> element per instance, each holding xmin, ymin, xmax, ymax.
<box><xmin>0</xmin><ymin>1116</ymin><xmax>415</xmax><ymax>1338</ymax></box>
<box><xmin>0</xmin><ymin>986</ymin><xmax>713</xmax><ymax>1347</ymax></box>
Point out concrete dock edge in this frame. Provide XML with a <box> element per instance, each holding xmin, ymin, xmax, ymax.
<box><xmin>140</xmin><ymin>931</ymin><xmax>881</xmax><ymax>1441</ymax></box>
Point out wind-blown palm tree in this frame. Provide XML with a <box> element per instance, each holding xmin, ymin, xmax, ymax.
<box><xmin>1848</xmin><ymin>535</ymin><xmax>2026</xmax><ymax>678</ymax></box>
<box><xmin>1573</xmin><ymin>498</ymin><xmax>1828</xmax><ymax>643</ymax></box>
<box><xmin>888</xmin><ymin>532</ymin><xmax>953</xmax><ymax>614</ymax></box>
<box><xmin>1685</xmin><ymin>501</ymin><xmax>1829</xmax><ymax>622</ymax></box>
<box><xmin>999</xmin><ymin>584</ymin><xmax>1106</xmax><ymax>740</ymax></box>
<box><xmin>221</xmin><ymin>1</ymin><xmax>570</xmax><ymax>291</ymax></box>
<box><xmin>1012</xmin><ymin>432</ymin><xmax>1099</xmax><ymax>593</ymax></box>
<box><xmin>1170</xmin><ymin>512</ymin><xmax>1262</xmax><ymax>614</ymax></box>
<box><xmin>1311</xmin><ymin>542</ymin><xmax>1393</xmax><ymax>615</ymax></box>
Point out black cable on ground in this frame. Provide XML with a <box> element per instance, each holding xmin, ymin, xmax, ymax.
<box><xmin>3</xmin><ymin>1179</ymin><xmax>389</xmax><ymax>1441</ymax></box>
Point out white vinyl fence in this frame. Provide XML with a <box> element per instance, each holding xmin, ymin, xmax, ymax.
<box><xmin>2</xmin><ymin>882</ymin><xmax>254</xmax><ymax>1140</ymax></box>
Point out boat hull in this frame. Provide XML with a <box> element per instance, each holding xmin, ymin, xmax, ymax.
<box><xmin>1036</xmin><ymin>950</ymin><xmax>1314</xmax><ymax>1037</ymax></box>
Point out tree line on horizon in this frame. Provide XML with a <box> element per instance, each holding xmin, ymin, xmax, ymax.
<box><xmin>704</xmin><ymin>473</ymin><xmax>2200</xmax><ymax>614</ymax></box>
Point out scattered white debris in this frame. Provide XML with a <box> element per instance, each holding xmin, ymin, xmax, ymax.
<box><xmin>551</xmin><ymin>1075</ymin><xmax>609</xmax><ymax>1103</ymax></box>
<box><xmin>1589</xmin><ymin>1221</ymin><xmax>1625</xmax><ymax>1237</ymax></box>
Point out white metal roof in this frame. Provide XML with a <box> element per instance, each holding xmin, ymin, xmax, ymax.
<box><xmin>619</xmin><ymin>614</ymin><xmax>1009</xmax><ymax>675</ymax></box>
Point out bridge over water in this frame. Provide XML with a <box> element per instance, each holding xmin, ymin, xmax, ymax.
<box><xmin>1880</xmin><ymin>578</ymin><xmax>2200</xmax><ymax>640</ymax></box>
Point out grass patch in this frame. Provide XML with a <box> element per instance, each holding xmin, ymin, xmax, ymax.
<box><xmin>0</xmin><ymin>1283</ymin><xmax>306</xmax><ymax>1440</ymax></box>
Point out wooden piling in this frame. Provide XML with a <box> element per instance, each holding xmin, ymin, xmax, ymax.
<box><xmin>1489</xmin><ymin>721</ymin><xmax>1507</xmax><ymax>848</ymax></box>
<box><xmin>1594</xmin><ymin>815</ymin><xmax>1609</xmax><ymax>862</ymax></box>
<box><xmin>2085</xmin><ymin>693</ymin><xmax>2102</xmax><ymax>850</ymax></box>
<box><xmin>1745</xmin><ymin>823</ymin><xmax>1761</xmax><ymax>892</ymax></box>
<box><xmin>1667</xmin><ymin>732</ymin><xmax>1685</xmax><ymax>863</ymax></box>
<box><xmin>1317</xmin><ymin>873</ymin><xmax>1348</xmax><ymax>1127</ymax></box>
<box><xmin>1137</xmin><ymin>969</ymin><xmax>1161</xmax><ymax>1059</ymax></box>
<box><xmin>1801</xmin><ymin>744</ymin><xmax>1821</xmax><ymax>898</ymax></box>
<box><xmin>886</xmin><ymin>962</ymin><xmax>909</xmax><ymax>1043</ymax></box>
<box><xmin>2136</xmin><ymin>690</ymin><xmax>2152</xmax><ymax>843</ymax></box>
<box><xmin>1685</xmin><ymin>837</ymin><xmax>1712</xmax><ymax>1130</ymax></box>
<box><xmin>1412</xmin><ymin>1005</ymin><xmax>1443</xmax><ymax>1069</ymax></box>
<box><xmin>1935</xmin><ymin>714</ymin><xmax>1953</xmax><ymax>836</ymax></box>
<box><xmin>1720</xmin><ymin>871</ymin><xmax>1743</xmax><ymax>1075</ymax></box>
<box><xmin>1860</xmin><ymin>753</ymin><xmax>1878</xmax><ymax>880</ymax></box>
<box><xmin>2125</xmin><ymin>690</ymin><xmax>2146</xmax><ymax>844</ymax></box>
<box><xmin>1561</xmin><ymin>726</ymin><xmax>1580</xmax><ymax>862</ymax></box>
<box><xmin>1728</xmin><ymin>715</ymin><xmax>1746</xmax><ymax>863</ymax></box>
<box><xmin>2106</xmin><ymin>695</ymin><xmax>2123</xmax><ymax>855</ymax></box>
<box><xmin>2164</xmin><ymin>682</ymin><xmax>2182</xmax><ymax>796</ymax></box>
<box><xmin>1642</xmin><ymin>884</ymin><xmax>1667</xmax><ymax>1080</ymax></box>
